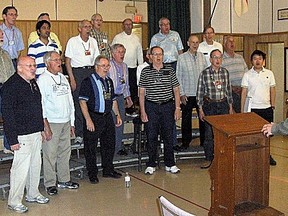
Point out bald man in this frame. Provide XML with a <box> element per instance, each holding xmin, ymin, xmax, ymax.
<box><xmin>2</xmin><ymin>56</ymin><xmax>49</xmax><ymax>213</ymax></box>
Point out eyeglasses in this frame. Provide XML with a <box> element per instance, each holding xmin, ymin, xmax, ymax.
<box><xmin>7</xmin><ymin>13</ymin><xmax>18</xmax><ymax>17</ymax></box>
<box><xmin>151</xmin><ymin>53</ymin><xmax>163</xmax><ymax>56</ymax></box>
<box><xmin>97</xmin><ymin>64</ymin><xmax>110</xmax><ymax>69</ymax></box>
<box><xmin>21</xmin><ymin>64</ymin><xmax>37</xmax><ymax>68</ymax></box>
<box><xmin>211</xmin><ymin>56</ymin><xmax>222</xmax><ymax>60</ymax></box>
<box><xmin>50</xmin><ymin>58</ymin><xmax>61</xmax><ymax>62</ymax></box>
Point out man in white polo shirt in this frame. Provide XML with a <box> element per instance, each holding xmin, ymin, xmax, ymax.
<box><xmin>65</xmin><ymin>20</ymin><xmax>100</xmax><ymax>143</ymax></box>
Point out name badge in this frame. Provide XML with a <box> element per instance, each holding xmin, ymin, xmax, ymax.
<box><xmin>9</xmin><ymin>40</ymin><xmax>15</xmax><ymax>46</ymax></box>
<box><xmin>104</xmin><ymin>92</ymin><xmax>111</xmax><ymax>100</ymax></box>
<box><xmin>85</xmin><ymin>50</ymin><xmax>91</xmax><ymax>56</ymax></box>
<box><xmin>103</xmin><ymin>39</ymin><xmax>108</xmax><ymax>43</ymax></box>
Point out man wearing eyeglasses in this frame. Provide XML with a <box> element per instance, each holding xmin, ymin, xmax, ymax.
<box><xmin>198</xmin><ymin>26</ymin><xmax>223</xmax><ymax>66</ymax></box>
<box><xmin>139</xmin><ymin>46</ymin><xmax>181</xmax><ymax>175</ymax></box>
<box><xmin>196</xmin><ymin>49</ymin><xmax>233</xmax><ymax>169</ymax></box>
<box><xmin>37</xmin><ymin>51</ymin><xmax>79</xmax><ymax>196</ymax></box>
<box><xmin>0</xmin><ymin>6</ymin><xmax>24</xmax><ymax>69</ymax></box>
<box><xmin>2</xmin><ymin>56</ymin><xmax>49</xmax><ymax>213</ymax></box>
<box><xmin>79</xmin><ymin>55</ymin><xmax>122</xmax><ymax>184</ymax></box>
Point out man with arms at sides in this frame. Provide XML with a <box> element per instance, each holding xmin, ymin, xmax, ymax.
<box><xmin>150</xmin><ymin>17</ymin><xmax>183</xmax><ymax>71</ymax></box>
<box><xmin>108</xmin><ymin>43</ymin><xmax>133</xmax><ymax>156</ymax></box>
<box><xmin>136</xmin><ymin>48</ymin><xmax>151</xmax><ymax>86</ymax></box>
<box><xmin>198</xmin><ymin>26</ymin><xmax>223</xmax><ymax>66</ymax></box>
<box><xmin>241</xmin><ymin>50</ymin><xmax>277</xmax><ymax>166</ymax></box>
<box><xmin>2</xmin><ymin>57</ymin><xmax>49</xmax><ymax>213</ymax></box>
<box><xmin>90</xmin><ymin>13</ymin><xmax>111</xmax><ymax>59</ymax></box>
<box><xmin>222</xmin><ymin>35</ymin><xmax>248</xmax><ymax>113</ymax></box>
<box><xmin>79</xmin><ymin>55</ymin><xmax>122</xmax><ymax>184</ymax></box>
<box><xmin>112</xmin><ymin>18</ymin><xmax>143</xmax><ymax>116</ymax></box>
<box><xmin>28</xmin><ymin>20</ymin><xmax>59</xmax><ymax>78</ymax></box>
<box><xmin>196</xmin><ymin>49</ymin><xmax>233</xmax><ymax>169</ymax></box>
<box><xmin>139</xmin><ymin>46</ymin><xmax>181</xmax><ymax>175</ymax></box>
<box><xmin>28</xmin><ymin>13</ymin><xmax>62</xmax><ymax>53</ymax></box>
<box><xmin>38</xmin><ymin>51</ymin><xmax>79</xmax><ymax>196</ymax></box>
<box><xmin>65</xmin><ymin>20</ymin><xmax>100</xmax><ymax>144</ymax></box>
<box><xmin>175</xmin><ymin>34</ymin><xmax>207</xmax><ymax>151</ymax></box>
<box><xmin>0</xmin><ymin>6</ymin><xmax>24</xmax><ymax>69</ymax></box>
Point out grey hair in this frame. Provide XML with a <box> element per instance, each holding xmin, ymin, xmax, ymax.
<box><xmin>43</xmin><ymin>51</ymin><xmax>60</xmax><ymax>67</ymax></box>
<box><xmin>158</xmin><ymin>17</ymin><xmax>170</xmax><ymax>27</ymax></box>
<box><xmin>78</xmin><ymin>19</ymin><xmax>90</xmax><ymax>28</ymax></box>
<box><xmin>110</xmin><ymin>43</ymin><xmax>126</xmax><ymax>54</ymax></box>
<box><xmin>94</xmin><ymin>55</ymin><xmax>109</xmax><ymax>66</ymax></box>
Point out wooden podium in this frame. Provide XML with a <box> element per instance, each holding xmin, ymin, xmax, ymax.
<box><xmin>205</xmin><ymin>113</ymin><xmax>284</xmax><ymax>216</ymax></box>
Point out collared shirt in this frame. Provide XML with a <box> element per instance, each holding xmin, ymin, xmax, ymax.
<box><xmin>198</xmin><ymin>40</ymin><xmax>223</xmax><ymax>66</ymax></box>
<box><xmin>197</xmin><ymin>66</ymin><xmax>233</xmax><ymax>106</ymax></box>
<box><xmin>90</xmin><ymin>28</ymin><xmax>111</xmax><ymax>59</ymax></box>
<box><xmin>241</xmin><ymin>67</ymin><xmax>276</xmax><ymax>109</ymax></box>
<box><xmin>65</xmin><ymin>35</ymin><xmax>100</xmax><ymax>67</ymax></box>
<box><xmin>28</xmin><ymin>38</ymin><xmax>59</xmax><ymax>76</ymax></box>
<box><xmin>28</xmin><ymin>31</ymin><xmax>62</xmax><ymax>52</ymax></box>
<box><xmin>150</xmin><ymin>30</ymin><xmax>184</xmax><ymax>63</ymax></box>
<box><xmin>108</xmin><ymin>60</ymin><xmax>130</xmax><ymax>97</ymax></box>
<box><xmin>136</xmin><ymin>61</ymin><xmax>149</xmax><ymax>86</ymax></box>
<box><xmin>176</xmin><ymin>51</ymin><xmax>207</xmax><ymax>96</ymax></box>
<box><xmin>37</xmin><ymin>70</ymin><xmax>74</xmax><ymax>126</ymax></box>
<box><xmin>0</xmin><ymin>23</ymin><xmax>24</xmax><ymax>59</ymax></box>
<box><xmin>0</xmin><ymin>48</ymin><xmax>15</xmax><ymax>83</ymax></box>
<box><xmin>222</xmin><ymin>51</ymin><xmax>248</xmax><ymax>86</ymax></box>
<box><xmin>112</xmin><ymin>31</ymin><xmax>143</xmax><ymax>68</ymax></box>
<box><xmin>79</xmin><ymin>72</ymin><xmax>115</xmax><ymax>113</ymax></box>
<box><xmin>139</xmin><ymin>64</ymin><xmax>180</xmax><ymax>103</ymax></box>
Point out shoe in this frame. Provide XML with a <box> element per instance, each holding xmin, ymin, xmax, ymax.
<box><xmin>173</xmin><ymin>145</ymin><xmax>182</xmax><ymax>152</ymax></box>
<box><xmin>57</xmin><ymin>181</ymin><xmax>79</xmax><ymax>189</ymax></box>
<box><xmin>46</xmin><ymin>186</ymin><xmax>58</xmax><ymax>196</ymax></box>
<box><xmin>8</xmin><ymin>204</ymin><xmax>28</xmax><ymax>213</ymax></box>
<box><xmin>270</xmin><ymin>155</ymin><xmax>277</xmax><ymax>166</ymax></box>
<box><xmin>201</xmin><ymin>161</ymin><xmax>212</xmax><ymax>169</ymax></box>
<box><xmin>25</xmin><ymin>194</ymin><xmax>49</xmax><ymax>204</ymax></box>
<box><xmin>125</xmin><ymin>112</ymin><xmax>139</xmax><ymax>118</ymax></box>
<box><xmin>74</xmin><ymin>136</ymin><xmax>83</xmax><ymax>144</ymax></box>
<box><xmin>89</xmin><ymin>177</ymin><xmax>99</xmax><ymax>184</ymax></box>
<box><xmin>3</xmin><ymin>147</ymin><xmax>14</xmax><ymax>154</ymax></box>
<box><xmin>103</xmin><ymin>170</ymin><xmax>122</xmax><ymax>178</ymax></box>
<box><xmin>165</xmin><ymin>165</ymin><xmax>180</xmax><ymax>174</ymax></box>
<box><xmin>117</xmin><ymin>149</ymin><xmax>128</xmax><ymax>156</ymax></box>
<box><xmin>145</xmin><ymin>167</ymin><xmax>156</xmax><ymax>175</ymax></box>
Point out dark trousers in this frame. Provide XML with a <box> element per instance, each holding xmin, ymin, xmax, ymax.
<box><xmin>181</xmin><ymin>96</ymin><xmax>205</xmax><ymax>147</ymax></box>
<box><xmin>251</xmin><ymin>107</ymin><xmax>274</xmax><ymax>123</ymax></box>
<box><xmin>83</xmin><ymin>112</ymin><xmax>115</xmax><ymax>179</ymax></box>
<box><xmin>145</xmin><ymin>100</ymin><xmax>176</xmax><ymax>167</ymax></box>
<box><xmin>232</xmin><ymin>91</ymin><xmax>241</xmax><ymax>113</ymax></box>
<box><xmin>202</xmin><ymin>100</ymin><xmax>229</xmax><ymax>161</ymax></box>
<box><xmin>128</xmin><ymin>67</ymin><xmax>138</xmax><ymax>103</ymax></box>
<box><xmin>72</xmin><ymin>68</ymin><xmax>94</xmax><ymax>137</ymax></box>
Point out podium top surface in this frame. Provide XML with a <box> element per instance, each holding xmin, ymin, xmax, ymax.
<box><xmin>205</xmin><ymin>112</ymin><xmax>269</xmax><ymax>137</ymax></box>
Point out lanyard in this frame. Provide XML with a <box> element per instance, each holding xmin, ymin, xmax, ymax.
<box><xmin>51</xmin><ymin>75</ymin><xmax>61</xmax><ymax>85</ymax></box>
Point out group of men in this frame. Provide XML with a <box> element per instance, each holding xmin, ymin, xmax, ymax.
<box><xmin>0</xmin><ymin>4</ymin><xmax>280</xmax><ymax>214</ymax></box>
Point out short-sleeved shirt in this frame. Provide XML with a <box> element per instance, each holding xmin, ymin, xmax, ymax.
<box><xmin>198</xmin><ymin>40</ymin><xmax>223</xmax><ymax>66</ymax></box>
<box><xmin>139</xmin><ymin>64</ymin><xmax>180</xmax><ymax>103</ymax></box>
<box><xmin>0</xmin><ymin>23</ymin><xmax>24</xmax><ymax>59</ymax></box>
<box><xmin>79</xmin><ymin>72</ymin><xmax>115</xmax><ymax>113</ymax></box>
<box><xmin>150</xmin><ymin>30</ymin><xmax>184</xmax><ymax>63</ymax></box>
<box><xmin>65</xmin><ymin>35</ymin><xmax>100</xmax><ymax>67</ymax></box>
<box><xmin>241</xmin><ymin>67</ymin><xmax>276</xmax><ymax>109</ymax></box>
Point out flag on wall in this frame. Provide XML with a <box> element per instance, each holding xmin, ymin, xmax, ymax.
<box><xmin>235</xmin><ymin>0</ymin><xmax>249</xmax><ymax>17</ymax></box>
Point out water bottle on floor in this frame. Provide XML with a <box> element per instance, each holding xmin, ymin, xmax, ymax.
<box><xmin>125</xmin><ymin>172</ymin><xmax>131</xmax><ymax>188</ymax></box>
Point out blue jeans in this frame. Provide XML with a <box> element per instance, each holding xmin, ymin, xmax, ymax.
<box><xmin>145</xmin><ymin>100</ymin><xmax>176</xmax><ymax>167</ymax></box>
<box><xmin>202</xmin><ymin>100</ymin><xmax>229</xmax><ymax>161</ymax></box>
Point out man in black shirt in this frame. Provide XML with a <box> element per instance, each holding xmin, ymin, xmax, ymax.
<box><xmin>2</xmin><ymin>56</ymin><xmax>49</xmax><ymax>213</ymax></box>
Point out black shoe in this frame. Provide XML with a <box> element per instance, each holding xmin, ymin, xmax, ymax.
<box><xmin>173</xmin><ymin>145</ymin><xmax>182</xmax><ymax>152</ymax></box>
<box><xmin>201</xmin><ymin>161</ymin><xmax>212</xmax><ymax>169</ymax></box>
<box><xmin>46</xmin><ymin>186</ymin><xmax>58</xmax><ymax>196</ymax></box>
<box><xmin>89</xmin><ymin>177</ymin><xmax>99</xmax><ymax>184</ymax></box>
<box><xmin>117</xmin><ymin>149</ymin><xmax>128</xmax><ymax>156</ymax></box>
<box><xmin>103</xmin><ymin>170</ymin><xmax>122</xmax><ymax>178</ymax></box>
<box><xmin>270</xmin><ymin>155</ymin><xmax>277</xmax><ymax>166</ymax></box>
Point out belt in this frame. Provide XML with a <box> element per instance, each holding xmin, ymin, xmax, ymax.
<box><xmin>93</xmin><ymin>112</ymin><xmax>110</xmax><ymax>116</ymax></box>
<box><xmin>166</xmin><ymin>61</ymin><xmax>177</xmax><ymax>64</ymax></box>
<box><xmin>146</xmin><ymin>98</ymin><xmax>173</xmax><ymax>105</ymax></box>
<box><xmin>204</xmin><ymin>96</ymin><xmax>227</xmax><ymax>103</ymax></box>
<box><xmin>115</xmin><ymin>94</ymin><xmax>123</xmax><ymax>97</ymax></box>
<box><xmin>72</xmin><ymin>66</ymin><xmax>94</xmax><ymax>69</ymax></box>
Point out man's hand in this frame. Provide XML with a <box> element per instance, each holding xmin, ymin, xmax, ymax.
<box><xmin>125</xmin><ymin>96</ymin><xmax>133</xmax><ymax>108</ymax></box>
<box><xmin>86</xmin><ymin>118</ymin><xmax>95</xmax><ymax>132</ymax></box>
<box><xmin>115</xmin><ymin>115</ymin><xmax>122</xmax><ymax>127</ymax></box>
<box><xmin>180</xmin><ymin>95</ymin><xmax>188</xmax><ymax>105</ymax></box>
<box><xmin>70</xmin><ymin>126</ymin><xmax>75</xmax><ymax>137</ymax></box>
<box><xmin>199</xmin><ymin>109</ymin><xmax>205</xmax><ymax>122</ymax></box>
<box><xmin>174</xmin><ymin>108</ymin><xmax>181</xmax><ymax>121</ymax></box>
<box><xmin>10</xmin><ymin>143</ymin><xmax>20</xmax><ymax>151</ymax></box>
<box><xmin>70</xmin><ymin>78</ymin><xmax>77</xmax><ymax>92</ymax></box>
<box><xmin>141</xmin><ymin>111</ymin><xmax>148</xmax><ymax>123</ymax></box>
<box><xmin>261</xmin><ymin>123</ymin><xmax>274</xmax><ymax>137</ymax></box>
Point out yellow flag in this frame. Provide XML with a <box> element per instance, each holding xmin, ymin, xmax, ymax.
<box><xmin>235</xmin><ymin>0</ymin><xmax>249</xmax><ymax>17</ymax></box>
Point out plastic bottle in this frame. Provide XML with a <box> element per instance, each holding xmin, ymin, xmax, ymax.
<box><xmin>125</xmin><ymin>172</ymin><xmax>131</xmax><ymax>188</ymax></box>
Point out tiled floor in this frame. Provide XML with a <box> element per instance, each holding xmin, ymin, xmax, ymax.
<box><xmin>0</xmin><ymin>136</ymin><xmax>287</xmax><ymax>216</ymax></box>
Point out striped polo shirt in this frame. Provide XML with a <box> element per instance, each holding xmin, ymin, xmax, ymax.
<box><xmin>28</xmin><ymin>38</ymin><xmax>59</xmax><ymax>76</ymax></box>
<box><xmin>79</xmin><ymin>73</ymin><xmax>115</xmax><ymax>113</ymax></box>
<box><xmin>139</xmin><ymin>64</ymin><xmax>180</xmax><ymax>103</ymax></box>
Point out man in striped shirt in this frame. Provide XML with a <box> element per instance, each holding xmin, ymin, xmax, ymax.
<box><xmin>139</xmin><ymin>46</ymin><xmax>181</xmax><ymax>175</ymax></box>
<box><xmin>196</xmin><ymin>49</ymin><xmax>233</xmax><ymax>169</ymax></box>
<box><xmin>28</xmin><ymin>20</ymin><xmax>59</xmax><ymax>78</ymax></box>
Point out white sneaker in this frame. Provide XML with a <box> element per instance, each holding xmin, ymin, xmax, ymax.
<box><xmin>25</xmin><ymin>194</ymin><xmax>49</xmax><ymax>204</ymax></box>
<box><xmin>8</xmin><ymin>204</ymin><xmax>28</xmax><ymax>213</ymax></box>
<box><xmin>145</xmin><ymin>167</ymin><xmax>156</xmax><ymax>175</ymax></box>
<box><xmin>3</xmin><ymin>147</ymin><xmax>13</xmax><ymax>154</ymax></box>
<box><xmin>165</xmin><ymin>165</ymin><xmax>180</xmax><ymax>174</ymax></box>
<box><xmin>74</xmin><ymin>136</ymin><xmax>83</xmax><ymax>144</ymax></box>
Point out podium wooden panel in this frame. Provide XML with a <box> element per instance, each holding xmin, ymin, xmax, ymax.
<box><xmin>205</xmin><ymin>113</ymin><xmax>284</xmax><ymax>216</ymax></box>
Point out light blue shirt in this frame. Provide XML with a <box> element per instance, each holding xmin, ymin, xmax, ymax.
<box><xmin>0</xmin><ymin>23</ymin><xmax>24</xmax><ymax>59</ymax></box>
<box><xmin>150</xmin><ymin>30</ymin><xmax>184</xmax><ymax>63</ymax></box>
